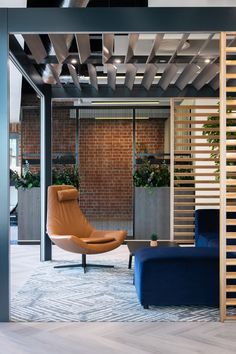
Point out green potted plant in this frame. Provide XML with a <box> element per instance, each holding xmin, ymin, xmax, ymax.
<box><xmin>133</xmin><ymin>158</ymin><xmax>170</xmax><ymax>240</ymax></box>
<box><xmin>12</xmin><ymin>163</ymin><xmax>80</xmax><ymax>190</ymax></box>
<box><xmin>12</xmin><ymin>163</ymin><xmax>80</xmax><ymax>243</ymax></box>
<box><xmin>150</xmin><ymin>233</ymin><xmax>158</xmax><ymax>247</ymax></box>
<box><xmin>133</xmin><ymin>158</ymin><xmax>170</xmax><ymax>188</ymax></box>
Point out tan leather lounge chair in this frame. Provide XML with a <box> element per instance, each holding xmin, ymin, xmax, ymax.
<box><xmin>47</xmin><ymin>185</ymin><xmax>127</xmax><ymax>272</ymax></box>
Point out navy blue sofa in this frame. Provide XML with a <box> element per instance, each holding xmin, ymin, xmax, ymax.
<box><xmin>195</xmin><ymin>208</ymin><xmax>236</xmax><ymax>248</ymax></box>
<box><xmin>135</xmin><ymin>247</ymin><xmax>219</xmax><ymax>308</ymax></box>
<box><xmin>195</xmin><ymin>209</ymin><xmax>219</xmax><ymax>248</ymax></box>
<box><xmin>135</xmin><ymin>209</ymin><xmax>222</xmax><ymax>308</ymax></box>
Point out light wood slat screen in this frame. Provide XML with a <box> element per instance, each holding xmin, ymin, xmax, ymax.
<box><xmin>220</xmin><ymin>32</ymin><xmax>236</xmax><ymax>322</ymax></box>
<box><xmin>171</xmin><ymin>100</ymin><xmax>220</xmax><ymax>243</ymax></box>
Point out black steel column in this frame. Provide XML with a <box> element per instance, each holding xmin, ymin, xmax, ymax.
<box><xmin>40</xmin><ymin>86</ymin><xmax>52</xmax><ymax>261</ymax></box>
<box><xmin>75</xmin><ymin>108</ymin><xmax>79</xmax><ymax>166</ymax></box>
<box><xmin>132</xmin><ymin>108</ymin><xmax>136</xmax><ymax>239</ymax></box>
<box><xmin>0</xmin><ymin>9</ymin><xmax>10</xmax><ymax>322</ymax></box>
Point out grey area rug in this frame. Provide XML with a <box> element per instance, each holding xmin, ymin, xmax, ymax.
<box><xmin>12</xmin><ymin>253</ymin><xmax>221</xmax><ymax>322</ymax></box>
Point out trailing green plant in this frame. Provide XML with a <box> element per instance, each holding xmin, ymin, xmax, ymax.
<box><xmin>133</xmin><ymin>158</ymin><xmax>170</xmax><ymax>188</ymax></box>
<box><xmin>203</xmin><ymin>114</ymin><xmax>220</xmax><ymax>161</ymax></box>
<box><xmin>12</xmin><ymin>162</ymin><xmax>80</xmax><ymax>190</ymax></box>
<box><xmin>203</xmin><ymin>108</ymin><xmax>236</xmax><ymax>180</ymax></box>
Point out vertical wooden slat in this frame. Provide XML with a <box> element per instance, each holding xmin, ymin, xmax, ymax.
<box><xmin>220</xmin><ymin>32</ymin><xmax>227</xmax><ymax>323</ymax></box>
<box><xmin>170</xmin><ymin>98</ymin><xmax>175</xmax><ymax>241</ymax></box>
<box><xmin>173</xmin><ymin>100</ymin><xmax>220</xmax><ymax>243</ymax></box>
<box><xmin>220</xmin><ymin>32</ymin><xmax>236</xmax><ymax>321</ymax></box>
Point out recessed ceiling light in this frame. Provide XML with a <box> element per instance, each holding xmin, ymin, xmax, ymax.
<box><xmin>92</xmin><ymin>100</ymin><xmax>160</xmax><ymax>106</ymax></box>
<box><xmin>159</xmin><ymin>59</ymin><xmax>166</xmax><ymax>63</ymax></box>
<box><xmin>71</xmin><ymin>58</ymin><xmax>78</xmax><ymax>64</ymax></box>
<box><xmin>205</xmin><ymin>58</ymin><xmax>211</xmax><ymax>64</ymax></box>
<box><xmin>114</xmin><ymin>59</ymin><xmax>121</xmax><ymax>64</ymax></box>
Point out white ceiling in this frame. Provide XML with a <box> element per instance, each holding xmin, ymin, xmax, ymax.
<box><xmin>149</xmin><ymin>0</ymin><xmax>236</xmax><ymax>6</ymax></box>
<box><xmin>0</xmin><ymin>0</ymin><xmax>26</xmax><ymax>6</ymax></box>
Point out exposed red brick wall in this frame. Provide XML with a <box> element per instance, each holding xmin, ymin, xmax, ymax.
<box><xmin>10</xmin><ymin>94</ymin><xmax>165</xmax><ymax>219</ymax></box>
<box><xmin>79</xmin><ymin>119</ymin><xmax>133</xmax><ymax>219</ymax></box>
<box><xmin>136</xmin><ymin>119</ymin><xmax>165</xmax><ymax>154</ymax></box>
<box><xmin>52</xmin><ymin>108</ymin><xmax>76</xmax><ymax>156</ymax></box>
<box><xmin>79</xmin><ymin>118</ymin><xmax>165</xmax><ymax>219</ymax></box>
<box><xmin>20</xmin><ymin>94</ymin><xmax>40</xmax><ymax>172</ymax></box>
<box><xmin>17</xmin><ymin>95</ymin><xmax>77</xmax><ymax>170</ymax></box>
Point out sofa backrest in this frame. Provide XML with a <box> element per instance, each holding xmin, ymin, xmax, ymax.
<box><xmin>195</xmin><ymin>209</ymin><xmax>219</xmax><ymax>235</ymax></box>
<box><xmin>195</xmin><ymin>209</ymin><xmax>236</xmax><ymax>243</ymax></box>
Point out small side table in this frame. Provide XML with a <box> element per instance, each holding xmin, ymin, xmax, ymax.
<box><xmin>126</xmin><ymin>240</ymin><xmax>179</xmax><ymax>269</ymax></box>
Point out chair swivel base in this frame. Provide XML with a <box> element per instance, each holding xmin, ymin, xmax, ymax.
<box><xmin>54</xmin><ymin>254</ymin><xmax>114</xmax><ymax>273</ymax></box>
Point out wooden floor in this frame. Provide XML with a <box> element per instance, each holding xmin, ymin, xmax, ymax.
<box><xmin>1</xmin><ymin>322</ymin><xmax>236</xmax><ymax>354</ymax></box>
<box><xmin>1</xmin><ymin>243</ymin><xmax>235</xmax><ymax>353</ymax></box>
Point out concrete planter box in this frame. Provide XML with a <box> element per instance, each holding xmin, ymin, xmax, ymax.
<box><xmin>134</xmin><ymin>186</ymin><xmax>170</xmax><ymax>240</ymax></box>
<box><xmin>18</xmin><ymin>187</ymin><xmax>41</xmax><ymax>243</ymax></box>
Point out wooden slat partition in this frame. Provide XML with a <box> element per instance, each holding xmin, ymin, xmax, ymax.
<box><xmin>220</xmin><ymin>32</ymin><xmax>236</xmax><ymax>322</ymax></box>
<box><xmin>172</xmin><ymin>100</ymin><xmax>220</xmax><ymax>243</ymax></box>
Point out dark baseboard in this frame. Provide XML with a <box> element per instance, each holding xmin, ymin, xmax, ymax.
<box><xmin>17</xmin><ymin>240</ymin><xmax>40</xmax><ymax>245</ymax></box>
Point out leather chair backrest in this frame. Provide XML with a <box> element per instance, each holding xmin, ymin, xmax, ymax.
<box><xmin>47</xmin><ymin>185</ymin><xmax>94</xmax><ymax>238</ymax></box>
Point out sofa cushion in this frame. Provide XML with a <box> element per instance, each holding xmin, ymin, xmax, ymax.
<box><xmin>135</xmin><ymin>247</ymin><xmax>219</xmax><ymax>307</ymax></box>
<box><xmin>208</xmin><ymin>238</ymin><xmax>219</xmax><ymax>248</ymax></box>
<box><xmin>196</xmin><ymin>232</ymin><xmax>219</xmax><ymax>247</ymax></box>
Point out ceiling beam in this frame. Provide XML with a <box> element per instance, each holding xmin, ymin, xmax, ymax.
<box><xmin>141</xmin><ymin>64</ymin><xmax>158</xmax><ymax>90</ymax></box>
<box><xmin>209</xmin><ymin>74</ymin><xmax>219</xmax><ymax>91</ymax></box>
<box><xmin>174</xmin><ymin>34</ymin><xmax>214</xmax><ymax>90</ymax></box>
<box><xmin>87</xmin><ymin>63</ymin><xmax>98</xmax><ymax>90</ymax></box>
<box><xmin>68</xmin><ymin>64</ymin><xmax>81</xmax><ymax>90</ymax></box>
<box><xmin>103</xmin><ymin>34</ymin><xmax>114</xmax><ymax>64</ymax></box>
<box><xmin>52</xmin><ymin>84</ymin><xmax>220</xmax><ymax>99</ymax></box>
<box><xmin>192</xmin><ymin>63</ymin><xmax>219</xmax><ymax>90</ymax></box>
<box><xmin>158</xmin><ymin>64</ymin><xmax>178</xmax><ymax>91</ymax></box>
<box><xmin>125</xmin><ymin>64</ymin><xmax>137</xmax><ymax>90</ymax></box>
<box><xmin>158</xmin><ymin>34</ymin><xmax>189</xmax><ymax>91</ymax></box>
<box><xmin>22</xmin><ymin>34</ymin><xmax>47</xmax><ymax>64</ymax></box>
<box><xmin>8</xmin><ymin>8</ymin><xmax>236</xmax><ymax>33</ymax></box>
<box><xmin>68</xmin><ymin>0</ymin><xmax>90</xmax><ymax>6</ymax></box>
<box><xmin>175</xmin><ymin>63</ymin><xmax>199</xmax><ymax>91</ymax></box>
<box><xmin>9</xmin><ymin>35</ymin><xmax>44</xmax><ymax>89</ymax></box>
<box><xmin>75</xmin><ymin>34</ymin><xmax>91</xmax><ymax>64</ymax></box>
<box><xmin>125</xmin><ymin>34</ymin><xmax>139</xmax><ymax>63</ymax></box>
<box><xmin>48</xmin><ymin>34</ymin><xmax>69</xmax><ymax>64</ymax></box>
<box><xmin>169</xmin><ymin>33</ymin><xmax>190</xmax><ymax>62</ymax></box>
<box><xmin>146</xmin><ymin>34</ymin><xmax>164</xmax><ymax>64</ymax></box>
<box><xmin>209</xmin><ymin>63</ymin><xmax>236</xmax><ymax>91</ymax></box>
<box><xmin>107</xmin><ymin>63</ymin><xmax>117</xmax><ymax>91</ymax></box>
<box><xmin>47</xmin><ymin>64</ymin><xmax>62</xmax><ymax>87</ymax></box>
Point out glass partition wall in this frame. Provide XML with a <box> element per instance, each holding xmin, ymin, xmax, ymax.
<box><xmin>51</xmin><ymin>105</ymin><xmax>170</xmax><ymax>239</ymax></box>
<box><xmin>134</xmin><ymin>107</ymin><xmax>170</xmax><ymax>240</ymax></box>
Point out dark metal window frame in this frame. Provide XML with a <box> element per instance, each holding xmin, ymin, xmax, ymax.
<box><xmin>9</xmin><ymin>132</ymin><xmax>20</xmax><ymax>168</ymax></box>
